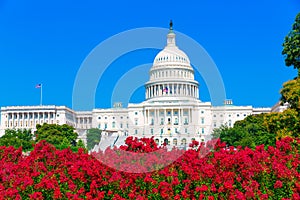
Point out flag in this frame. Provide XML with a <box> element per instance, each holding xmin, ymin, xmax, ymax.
<box><xmin>163</xmin><ymin>87</ymin><xmax>168</xmax><ymax>93</ymax></box>
<box><xmin>35</xmin><ymin>84</ymin><xmax>42</xmax><ymax>88</ymax></box>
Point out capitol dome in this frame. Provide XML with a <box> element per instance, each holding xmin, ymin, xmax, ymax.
<box><xmin>145</xmin><ymin>21</ymin><xmax>199</xmax><ymax>101</ymax></box>
<box><xmin>153</xmin><ymin>36</ymin><xmax>190</xmax><ymax>66</ymax></box>
<box><xmin>152</xmin><ymin>22</ymin><xmax>191</xmax><ymax>69</ymax></box>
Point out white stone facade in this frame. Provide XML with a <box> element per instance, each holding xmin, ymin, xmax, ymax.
<box><xmin>0</xmin><ymin>105</ymin><xmax>76</xmax><ymax>135</ymax></box>
<box><xmin>0</xmin><ymin>25</ymin><xmax>277</xmax><ymax>147</ymax></box>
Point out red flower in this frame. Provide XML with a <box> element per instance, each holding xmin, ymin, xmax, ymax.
<box><xmin>274</xmin><ymin>180</ymin><xmax>283</xmax><ymax>189</ymax></box>
<box><xmin>196</xmin><ymin>185</ymin><xmax>208</xmax><ymax>192</ymax></box>
<box><xmin>29</xmin><ymin>192</ymin><xmax>43</xmax><ymax>200</ymax></box>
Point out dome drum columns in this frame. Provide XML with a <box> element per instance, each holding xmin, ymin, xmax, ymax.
<box><xmin>145</xmin><ymin>83</ymin><xmax>199</xmax><ymax>99</ymax></box>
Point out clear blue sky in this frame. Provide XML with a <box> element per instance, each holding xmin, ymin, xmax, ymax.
<box><xmin>0</xmin><ymin>0</ymin><xmax>299</xmax><ymax>110</ymax></box>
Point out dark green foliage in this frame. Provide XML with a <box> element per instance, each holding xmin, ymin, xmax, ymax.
<box><xmin>34</xmin><ymin>123</ymin><xmax>78</xmax><ymax>149</ymax></box>
<box><xmin>86</xmin><ymin>128</ymin><xmax>101</xmax><ymax>150</ymax></box>
<box><xmin>282</xmin><ymin>13</ymin><xmax>300</xmax><ymax>76</ymax></box>
<box><xmin>77</xmin><ymin>139</ymin><xmax>85</xmax><ymax>149</ymax></box>
<box><xmin>0</xmin><ymin>129</ymin><xmax>34</xmax><ymax>152</ymax></box>
<box><xmin>214</xmin><ymin>114</ymin><xmax>276</xmax><ymax>149</ymax></box>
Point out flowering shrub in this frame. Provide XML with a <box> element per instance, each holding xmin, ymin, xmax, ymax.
<box><xmin>0</xmin><ymin>137</ymin><xmax>299</xmax><ymax>199</ymax></box>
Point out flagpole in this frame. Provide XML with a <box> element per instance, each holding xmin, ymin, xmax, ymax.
<box><xmin>40</xmin><ymin>84</ymin><xmax>43</xmax><ymax>106</ymax></box>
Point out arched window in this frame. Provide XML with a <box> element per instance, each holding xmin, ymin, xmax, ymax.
<box><xmin>155</xmin><ymin>138</ymin><xmax>159</xmax><ymax>145</ymax></box>
<box><xmin>164</xmin><ymin>138</ymin><xmax>169</xmax><ymax>145</ymax></box>
<box><xmin>173</xmin><ymin>138</ymin><xmax>177</xmax><ymax>145</ymax></box>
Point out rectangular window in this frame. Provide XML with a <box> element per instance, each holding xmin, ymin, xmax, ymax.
<box><xmin>135</xmin><ymin>130</ymin><xmax>138</xmax><ymax>134</ymax></box>
<box><xmin>151</xmin><ymin>129</ymin><xmax>154</xmax><ymax>134</ymax></box>
<box><xmin>160</xmin><ymin>118</ymin><xmax>164</xmax><ymax>125</ymax></box>
<box><xmin>185</xmin><ymin>128</ymin><xmax>188</xmax><ymax>133</ymax></box>
<box><xmin>135</xmin><ymin>119</ymin><xmax>138</xmax><ymax>125</ymax></box>
<box><xmin>160</xmin><ymin>129</ymin><xmax>163</xmax><ymax>134</ymax></box>
<box><xmin>174</xmin><ymin>118</ymin><xmax>178</xmax><ymax>125</ymax></box>
<box><xmin>201</xmin><ymin>118</ymin><xmax>204</xmax><ymax>124</ymax></box>
<box><xmin>184</xmin><ymin>118</ymin><xmax>188</xmax><ymax>125</ymax></box>
<box><xmin>202</xmin><ymin>128</ymin><xmax>204</xmax><ymax>134</ymax></box>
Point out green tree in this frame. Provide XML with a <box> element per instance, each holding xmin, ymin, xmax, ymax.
<box><xmin>0</xmin><ymin>129</ymin><xmax>34</xmax><ymax>152</ymax></box>
<box><xmin>86</xmin><ymin>128</ymin><xmax>101</xmax><ymax>150</ymax></box>
<box><xmin>282</xmin><ymin>12</ymin><xmax>300</xmax><ymax>76</ymax></box>
<box><xmin>212</xmin><ymin>124</ymin><xmax>228</xmax><ymax>139</ymax></box>
<box><xmin>280</xmin><ymin>78</ymin><xmax>300</xmax><ymax>111</ymax></box>
<box><xmin>76</xmin><ymin>139</ymin><xmax>85</xmax><ymax>149</ymax></box>
<box><xmin>263</xmin><ymin>109</ymin><xmax>300</xmax><ymax>139</ymax></box>
<box><xmin>34</xmin><ymin>124</ymin><xmax>78</xmax><ymax>149</ymax></box>
<box><xmin>216</xmin><ymin>114</ymin><xmax>276</xmax><ymax>148</ymax></box>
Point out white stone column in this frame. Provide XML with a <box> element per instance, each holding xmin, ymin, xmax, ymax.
<box><xmin>178</xmin><ymin>109</ymin><xmax>181</xmax><ymax>126</ymax></box>
<box><xmin>180</xmin><ymin>84</ymin><xmax>182</xmax><ymax>96</ymax></box>
<box><xmin>147</xmin><ymin>109</ymin><xmax>150</xmax><ymax>125</ymax></box>
<box><xmin>156</xmin><ymin>109</ymin><xmax>159</xmax><ymax>124</ymax></box>
<box><xmin>164</xmin><ymin>109</ymin><xmax>166</xmax><ymax>126</ymax></box>
<box><xmin>171</xmin><ymin>108</ymin><xmax>174</xmax><ymax>125</ymax></box>
<box><xmin>18</xmin><ymin>112</ymin><xmax>20</xmax><ymax>128</ymax></box>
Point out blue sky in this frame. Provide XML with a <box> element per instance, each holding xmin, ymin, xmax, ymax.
<box><xmin>0</xmin><ymin>0</ymin><xmax>299</xmax><ymax>110</ymax></box>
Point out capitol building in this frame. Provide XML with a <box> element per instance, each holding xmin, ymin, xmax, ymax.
<box><xmin>0</xmin><ymin>23</ymin><xmax>283</xmax><ymax>147</ymax></box>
